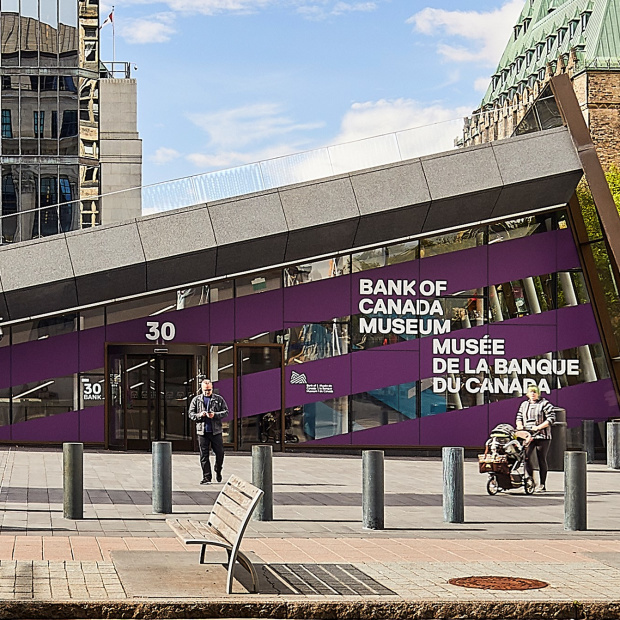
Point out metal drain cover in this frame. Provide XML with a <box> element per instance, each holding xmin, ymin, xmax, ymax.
<box><xmin>448</xmin><ymin>576</ymin><xmax>549</xmax><ymax>590</ymax></box>
<box><xmin>268</xmin><ymin>564</ymin><xmax>396</xmax><ymax>596</ymax></box>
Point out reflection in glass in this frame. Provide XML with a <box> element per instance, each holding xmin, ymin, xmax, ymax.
<box><xmin>351</xmin><ymin>382</ymin><xmax>416</xmax><ymax>431</ymax></box>
<box><xmin>421</xmin><ymin>227</ymin><xmax>485</xmax><ymax>257</ymax></box>
<box><xmin>284</xmin><ymin>256</ymin><xmax>349</xmax><ymax>285</ymax></box>
<box><xmin>235</xmin><ymin>269</ymin><xmax>281</xmax><ymax>297</ymax></box>
<box><xmin>285</xmin><ymin>397</ymin><xmax>349</xmax><ymax>442</ymax></box>
<box><xmin>285</xmin><ymin>321</ymin><xmax>348</xmax><ymax>364</ymax></box>
<box><xmin>11</xmin><ymin>313</ymin><xmax>77</xmax><ymax>344</ymax></box>
<box><xmin>12</xmin><ymin>375</ymin><xmax>75</xmax><ymax>424</ymax></box>
<box><xmin>0</xmin><ymin>387</ymin><xmax>9</xmax><ymax>426</ymax></box>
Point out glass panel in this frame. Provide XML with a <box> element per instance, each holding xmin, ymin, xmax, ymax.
<box><xmin>58</xmin><ymin>164</ymin><xmax>79</xmax><ymax>232</ymax></box>
<box><xmin>80</xmin><ymin>307</ymin><xmax>104</xmax><ymax>329</ymax></box>
<box><xmin>177</xmin><ymin>285</ymin><xmax>209</xmax><ymax>309</ymax></box>
<box><xmin>351</xmin><ymin>382</ymin><xmax>416</xmax><ymax>431</ymax></box>
<box><xmin>107</xmin><ymin>352</ymin><xmax>124</xmax><ymax>448</ymax></box>
<box><xmin>1</xmin><ymin>165</ymin><xmax>19</xmax><ymax>243</ymax></box>
<box><xmin>285</xmin><ymin>397</ymin><xmax>349</xmax><ymax>442</ymax></box>
<box><xmin>20</xmin><ymin>0</ymin><xmax>39</xmax><ymax>67</ymax></box>
<box><xmin>238</xmin><ymin>345</ymin><xmax>281</xmax><ymax>376</ymax></box>
<box><xmin>0</xmin><ymin>324</ymin><xmax>9</xmax><ymax>347</ymax></box>
<box><xmin>80</xmin><ymin>371</ymin><xmax>104</xmax><ymax>408</ymax></box>
<box><xmin>285</xmin><ymin>321</ymin><xmax>349</xmax><ymax>364</ymax></box>
<box><xmin>125</xmin><ymin>355</ymin><xmax>155</xmax><ymax>442</ymax></box>
<box><xmin>239</xmin><ymin>411</ymin><xmax>280</xmax><ymax>450</ymax></box>
<box><xmin>1</xmin><ymin>77</ymin><xmax>19</xmax><ymax>154</ymax></box>
<box><xmin>11</xmin><ymin>313</ymin><xmax>78</xmax><ymax>344</ymax></box>
<box><xmin>1</xmin><ymin>1</ymin><xmax>20</xmax><ymax>64</ymax></box>
<box><xmin>162</xmin><ymin>356</ymin><xmax>192</xmax><ymax>442</ymax></box>
<box><xmin>420</xmin><ymin>227</ymin><xmax>486</xmax><ymax>258</ymax></box>
<box><xmin>40</xmin><ymin>78</ymin><xmax>59</xmax><ymax>155</ymax></box>
<box><xmin>106</xmin><ymin>291</ymin><xmax>178</xmax><ymax>325</ymax></box>
<box><xmin>396</xmin><ymin>120</ymin><xmax>462</xmax><ymax>160</ymax></box>
<box><xmin>328</xmin><ymin>133</ymin><xmax>400</xmax><ymax>175</ymax></box>
<box><xmin>488</xmin><ymin>215</ymin><xmax>548</xmax><ymax>243</ymax></box>
<box><xmin>0</xmin><ymin>387</ymin><xmax>10</xmax><ymax>426</ymax></box>
<box><xmin>284</xmin><ymin>256</ymin><xmax>350</xmax><ymax>285</ymax></box>
<box><xmin>193</xmin><ymin>164</ymin><xmax>263</xmax><ymax>203</ymax></box>
<box><xmin>235</xmin><ymin>269</ymin><xmax>281</xmax><ymax>297</ymax></box>
<box><xmin>260</xmin><ymin>149</ymin><xmax>332</xmax><ymax>189</ymax></box>
<box><xmin>20</xmin><ymin>75</ymin><xmax>39</xmax><ymax>155</ymax></box>
<box><xmin>59</xmin><ymin>0</ymin><xmax>79</xmax><ymax>67</ymax></box>
<box><xmin>12</xmin><ymin>374</ymin><xmax>75</xmax><ymax>424</ymax></box>
<box><xmin>39</xmin><ymin>0</ymin><xmax>59</xmax><ymax>66</ymax></box>
<box><xmin>211</xmin><ymin>343</ymin><xmax>233</xmax><ymax>382</ymax></box>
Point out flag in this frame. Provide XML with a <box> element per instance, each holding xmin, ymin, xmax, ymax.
<box><xmin>100</xmin><ymin>9</ymin><xmax>114</xmax><ymax>30</ymax></box>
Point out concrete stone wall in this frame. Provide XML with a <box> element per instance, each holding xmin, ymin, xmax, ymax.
<box><xmin>587</xmin><ymin>71</ymin><xmax>620</xmax><ymax>170</ymax></box>
<box><xmin>99</xmin><ymin>79</ymin><xmax>143</xmax><ymax>224</ymax></box>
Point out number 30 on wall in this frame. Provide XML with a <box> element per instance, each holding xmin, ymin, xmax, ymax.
<box><xmin>145</xmin><ymin>321</ymin><xmax>176</xmax><ymax>342</ymax></box>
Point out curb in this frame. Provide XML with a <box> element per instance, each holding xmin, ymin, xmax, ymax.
<box><xmin>0</xmin><ymin>600</ymin><xmax>618</xmax><ymax>619</ymax></box>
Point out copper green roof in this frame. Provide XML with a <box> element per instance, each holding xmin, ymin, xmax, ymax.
<box><xmin>480</xmin><ymin>0</ymin><xmax>620</xmax><ymax>107</ymax></box>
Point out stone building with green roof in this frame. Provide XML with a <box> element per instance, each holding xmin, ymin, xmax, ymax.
<box><xmin>462</xmin><ymin>0</ymin><xmax>620</xmax><ymax>169</ymax></box>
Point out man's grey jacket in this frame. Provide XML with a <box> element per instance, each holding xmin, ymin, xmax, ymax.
<box><xmin>188</xmin><ymin>393</ymin><xmax>228</xmax><ymax>435</ymax></box>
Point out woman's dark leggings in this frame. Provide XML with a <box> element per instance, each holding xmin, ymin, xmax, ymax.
<box><xmin>525</xmin><ymin>439</ymin><xmax>551</xmax><ymax>486</ymax></box>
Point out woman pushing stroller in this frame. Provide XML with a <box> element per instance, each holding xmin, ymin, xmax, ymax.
<box><xmin>516</xmin><ymin>385</ymin><xmax>557</xmax><ymax>493</ymax></box>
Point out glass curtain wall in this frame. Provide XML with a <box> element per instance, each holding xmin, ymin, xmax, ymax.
<box><xmin>0</xmin><ymin>0</ymin><xmax>99</xmax><ymax>244</ymax></box>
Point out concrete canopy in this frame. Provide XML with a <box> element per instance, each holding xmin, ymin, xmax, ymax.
<box><xmin>0</xmin><ymin>127</ymin><xmax>583</xmax><ymax>323</ymax></box>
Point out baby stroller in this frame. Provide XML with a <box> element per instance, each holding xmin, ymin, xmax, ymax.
<box><xmin>478</xmin><ymin>423</ymin><xmax>535</xmax><ymax>495</ymax></box>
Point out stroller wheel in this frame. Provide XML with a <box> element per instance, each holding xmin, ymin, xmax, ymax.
<box><xmin>486</xmin><ymin>477</ymin><xmax>499</xmax><ymax>495</ymax></box>
<box><xmin>524</xmin><ymin>476</ymin><xmax>536</xmax><ymax>495</ymax></box>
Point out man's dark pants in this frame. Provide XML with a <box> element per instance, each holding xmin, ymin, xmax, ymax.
<box><xmin>198</xmin><ymin>432</ymin><xmax>224</xmax><ymax>480</ymax></box>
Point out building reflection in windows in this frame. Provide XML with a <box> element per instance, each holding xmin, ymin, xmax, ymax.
<box><xmin>285</xmin><ymin>396</ymin><xmax>349</xmax><ymax>442</ymax></box>
<box><xmin>285</xmin><ymin>320</ymin><xmax>349</xmax><ymax>364</ymax></box>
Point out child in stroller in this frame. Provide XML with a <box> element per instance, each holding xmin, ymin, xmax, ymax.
<box><xmin>479</xmin><ymin>423</ymin><xmax>536</xmax><ymax>495</ymax></box>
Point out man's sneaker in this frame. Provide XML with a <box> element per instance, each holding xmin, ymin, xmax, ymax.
<box><xmin>535</xmin><ymin>485</ymin><xmax>546</xmax><ymax>493</ymax></box>
<box><xmin>216</xmin><ymin>472</ymin><xmax>223</xmax><ymax>483</ymax></box>
<box><xmin>200</xmin><ymin>477</ymin><xmax>211</xmax><ymax>485</ymax></box>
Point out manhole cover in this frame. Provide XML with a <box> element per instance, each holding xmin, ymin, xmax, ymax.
<box><xmin>448</xmin><ymin>576</ymin><xmax>549</xmax><ymax>590</ymax></box>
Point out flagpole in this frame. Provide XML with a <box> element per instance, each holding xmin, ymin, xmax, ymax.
<box><xmin>112</xmin><ymin>6</ymin><xmax>116</xmax><ymax>67</ymax></box>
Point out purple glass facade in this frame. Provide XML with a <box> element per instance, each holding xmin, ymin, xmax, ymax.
<box><xmin>1</xmin><ymin>219</ymin><xmax>618</xmax><ymax>448</ymax></box>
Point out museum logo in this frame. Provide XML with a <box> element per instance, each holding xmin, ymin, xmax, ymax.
<box><xmin>290</xmin><ymin>371</ymin><xmax>334</xmax><ymax>394</ymax></box>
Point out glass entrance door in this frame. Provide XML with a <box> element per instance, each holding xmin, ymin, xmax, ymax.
<box><xmin>107</xmin><ymin>345</ymin><xmax>202</xmax><ymax>450</ymax></box>
<box><xmin>235</xmin><ymin>344</ymin><xmax>284</xmax><ymax>451</ymax></box>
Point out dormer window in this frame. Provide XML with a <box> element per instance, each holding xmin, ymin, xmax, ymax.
<box><xmin>523</xmin><ymin>17</ymin><xmax>531</xmax><ymax>33</ymax></box>
<box><xmin>569</xmin><ymin>20</ymin><xmax>578</xmax><ymax>37</ymax></box>
<box><xmin>526</xmin><ymin>49</ymin><xmax>534</xmax><ymax>65</ymax></box>
<box><xmin>581</xmin><ymin>11</ymin><xmax>591</xmax><ymax>30</ymax></box>
<box><xmin>538</xmin><ymin>67</ymin><xmax>547</xmax><ymax>80</ymax></box>
<box><xmin>502</xmin><ymin>69</ymin><xmax>508</xmax><ymax>83</ymax></box>
<box><xmin>516</xmin><ymin>56</ymin><xmax>524</xmax><ymax>72</ymax></box>
<box><xmin>536</xmin><ymin>42</ymin><xmax>545</xmax><ymax>59</ymax></box>
<box><xmin>492</xmin><ymin>74</ymin><xmax>499</xmax><ymax>89</ymax></box>
<box><xmin>514</xmin><ymin>24</ymin><xmax>522</xmax><ymax>40</ymax></box>
<box><xmin>558</xmin><ymin>27</ymin><xmax>567</xmax><ymax>45</ymax></box>
<box><xmin>547</xmin><ymin>35</ymin><xmax>556</xmax><ymax>53</ymax></box>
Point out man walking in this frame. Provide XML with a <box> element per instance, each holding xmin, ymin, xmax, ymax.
<box><xmin>189</xmin><ymin>379</ymin><xmax>228</xmax><ymax>484</ymax></box>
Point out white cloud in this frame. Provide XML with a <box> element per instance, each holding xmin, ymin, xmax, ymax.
<box><xmin>188</xmin><ymin>102</ymin><xmax>324</xmax><ymax>151</ymax></box>
<box><xmin>186</xmin><ymin>142</ymin><xmax>304</xmax><ymax>169</ymax></box>
<box><xmin>124</xmin><ymin>0</ymin><xmax>275</xmax><ymax>15</ymax></box>
<box><xmin>474</xmin><ymin>76</ymin><xmax>491</xmax><ymax>93</ymax></box>
<box><xmin>408</xmin><ymin>0</ymin><xmax>523</xmax><ymax>66</ymax></box>
<box><xmin>117</xmin><ymin>13</ymin><xmax>176</xmax><ymax>44</ymax></box>
<box><xmin>150</xmin><ymin>147</ymin><xmax>182</xmax><ymax>165</ymax></box>
<box><xmin>298</xmin><ymin>1</ymin><xmax>377</xmax><ymax>20</ymax></box>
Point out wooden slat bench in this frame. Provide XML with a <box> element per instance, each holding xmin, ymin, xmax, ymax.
<box><xmin>167</xmin><ymin>474</ymin><xmax>263</xmax><ymax>594</ymax></box>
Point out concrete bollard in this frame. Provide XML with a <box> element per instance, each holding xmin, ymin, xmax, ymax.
<box><xmin>443</xmin><ymin>447</ymin><xmax>464</xmax><ymax>524</ymax></box>
<box><xmin>582</xmin><ymin>419</ymin><xmax>595</xmax><ymax>464</ymax></box>
<box><xmin>152</xmin><ymin>441</ymin><xmax>172</xmax><ymax>514</ymax></box>
<box><xmin>252</xmin><ymin>445</ymin><xmax>273</xmax><ymax>521</ymax></box>
<box><xmin>548</xmin><ymin>408</ymin><xmax>567</xmax><ymax>471</ymax></box>
<box><xmin>564</xmin><ymin>451</ymin><xmax>587</xmax><ymax>531</ymax></box>
<box><xmin>63</xmin><ymin>443</ymin><xmax>83</xmax><ymax>520</ymax></box>
<box><xmin>362</xmin><ymin>450</ymin><xmax>384</xmax><ymax>530</ymax></box>
<box><xmin>608</xmin><ymin>421</ymin><xmax>620</xmax><ymax>469</ymax></box>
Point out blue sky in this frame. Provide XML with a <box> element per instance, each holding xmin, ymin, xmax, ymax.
<box><xmin>99</xmin><ymin>0</ymin><xmax>524</xmax><ymax>186</ymax></box>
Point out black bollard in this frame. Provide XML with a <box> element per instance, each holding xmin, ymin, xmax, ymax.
<box><xmin>152</xmin><ymin>441</ymin><xmax>172</xmax><ymax>514</ymax></box>
<box><xmin>443</xmin><ymin>447</ymin><xmax>464</xmax><ymax>523</ymax></box>
<box><xmin>547</xmin><ymin>408</ymin><xmax>567</xmax><ymax>471</ymax></box>
<box><xmin>564</xmin><ymin>451</ymin><xmax>587</xmax><ymax>531</ymax></box>
<box><xmin>252</xmin><ymin>445</ymin><xmax>273</xmax><ymax>521</ymax></box>
<box><xmin>362</xmin><ymin>450</ymin><xmax>384</xmax><ymax>529</ymax></box>
<box><xmin>63</xmin><ymin>443</ymin><xmax>83</xmax><ymax>520</ymax></box>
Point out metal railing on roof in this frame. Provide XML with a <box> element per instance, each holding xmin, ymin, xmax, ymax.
<box><xmin>0</xmin><ymin>117</ymin><xmax>469</xmax><ymax>244</ymax></box>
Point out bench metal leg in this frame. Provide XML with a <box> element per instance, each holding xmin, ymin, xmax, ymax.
<box><xmin>199</xmin><ymin>544</ymin><xmax>207</xmax><ymax>564</ymax></box>
<box><xmin>226</xmin><ymin>549</ymin><xmax>259</xmax><ymax>594</ymax></box>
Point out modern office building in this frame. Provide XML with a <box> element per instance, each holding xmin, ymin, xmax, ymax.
<box><xmin>462</xmin><ymin>0</ymin><xmax>620</xmax><ymax>171</ymax></box>
<box><xmin>0</xmin><ymin>0</ymin><xmax>141</xmax><ymax>245</ymax></box>
<box><xmin>0</xmin><ymin>76</ymin><xmax>617</xmax><ymax>452</ymax></box>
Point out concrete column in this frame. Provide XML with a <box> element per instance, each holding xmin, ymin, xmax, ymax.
<box><xmin>362</xmin><ymin>450</ymin><xmax>384</xmax><ymax>530</ymax></box>
<box><xmin>252</xmin><ymin>445</ymin><xmax>273</xmax><ymax>521</ymax></box>
<box><xmin>152</xmin><ymin>442</ymin><xmax>172</xmax><ymax>514</ymax></box>
<box><xmin>63</xmin><ymin>443</ymin><xmax>83</xmax><ymax>520</ymax></box>
<box><xmin>582</xmin><ymin>419</ymin><xmax>595</xmax><ymax>464</ymax></box>
<box><xmin>607</xmin><ymin>421</ymin><xmax>620</xmax><ymax>469</ymax></box>
<box><xmin>443</xmin><ymin>447</ymin><xmax>464</xmax><ymax>523</ymax></box>
<box><xmin>564</xmin><ymin>451</ymin><xmax>587</xmax><ymax>531</ymax></box>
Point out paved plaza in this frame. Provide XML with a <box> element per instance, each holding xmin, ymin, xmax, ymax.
<box><xmin>0</xmin><ymin>447</ymin><xmax>619</xmax><ymax>616</ymax></box>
